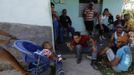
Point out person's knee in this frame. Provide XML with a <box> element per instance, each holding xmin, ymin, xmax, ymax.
<box><xmin>75</xmin><ymin>45</ymin><xmax>82</xmax><ymax>49</ymax></box>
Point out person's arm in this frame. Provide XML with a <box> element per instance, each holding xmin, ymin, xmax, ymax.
<box><xmin>103</xmin><ymin>57</ymin><xmax>120</xmax><ymax>66</ymax></box>
<box><xmin>109</xmin><ymin>33</ymin><xmax>114</xmax><ymax>47</ymax></box>
<box><xmin>111</xmin><ymin>34</ymin><xmax>114</xmax><ymax>41</ymax></box>
<box><xmin>66</xmin><ymin>42</ymin><xmax>74</xmax><ymax>51</ymax></box>
<box><xmin>94</xmin><ymin>10</ymin><xmax>98</xmax><ymax>18</ymax></box>
<box><xmin>89</xmin><ymin>38</ymin><xmax>96</xmax><ymax>51</ymax></box>
<box><xmin>67</xmin><ymin>16</ymin><xmax>72</xmax><ymax>26</ymax></box>
<box><xmin>107</xmin><ymin>49</ymin><xmax>123</xmax><ymax>66</ymax></box>
<box><xmin>110</xmin><ymin>57</ymin><xmax>120</xmax><ymax>66</ymax></box>
<box><xmin>83</xmin><ymin>8</ymin><xmax>87</xmax><ymax>15</ymax></box>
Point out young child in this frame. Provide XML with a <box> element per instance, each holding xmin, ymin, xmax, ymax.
<box><xmin>41</xmin><ymin>41</ymin><xmax>64</xmax><ymax>75</ymax></box>
<box><xmin>41</xmin><ymin>41</ymin><xmax>62</xmax><ymax>61</ymax></box>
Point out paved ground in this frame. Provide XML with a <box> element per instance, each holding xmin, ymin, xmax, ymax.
<box><xmin>63</xmin><ymin>55</ymin><xmax>102</xmax><ymax>75</ymax></box>
<box><xmin>0</xmin><ymin>57</ymin><xmax>102</xmax><ymax>75</ymax></box>
<box><xmin>0</xmin><ymin>42</ymin><xmax>102</xmax><ymax>75</ymax></box>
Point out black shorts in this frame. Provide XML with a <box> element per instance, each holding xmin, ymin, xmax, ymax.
<box><xmin>84</xmin><ymin>21</ymin><xmax>94</xmax><ymax>32</ymax></box>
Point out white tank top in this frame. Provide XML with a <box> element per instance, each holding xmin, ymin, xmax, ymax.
<box><xmin>114</xmin><ymin>31</ymin><xmax>125</xmax><ymax>44</ymax></box>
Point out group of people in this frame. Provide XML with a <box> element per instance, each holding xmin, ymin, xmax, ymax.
<box><xmin>83</xmin><ymin>3</ymin><xmax>134</xmax><ymax>40</ymax></box>
<box><xmin>0</xmin><ymin>2</ymin><xmax>133</xmax><ymax>75</ymax></box>
<box><xmin>67</xmin><ymin>28</ymin><xmax>133</xmax><ymax>72</ymax></box>
<box><xmin>51</xmin><ymin>2</ymin><xmax>75</xmax><ymax>43</ymax></box>
<box><xmin>64</xmin><ymin>2</ymin><xmax>133</xmax><ymax>72</ymax></box>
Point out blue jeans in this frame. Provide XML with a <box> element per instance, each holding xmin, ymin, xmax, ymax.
<box><xmin>75</xmin><ymin>45</ymin><xmax>97</xmax><ymax>60</ymax></box>
<box><xmin>53</xmin><ymin>20</ymin><xmax>59</xmax><ymax>41</ymax></box>
<box><xmin>60</xmin><ymin>27</ymin><xmax>75</xmax><ymax>43</ymax></box>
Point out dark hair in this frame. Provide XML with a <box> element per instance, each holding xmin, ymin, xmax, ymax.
<box><xmin>42</xmin><ymin>41</ymin><xmax>50</xmax><ymax>48</ymax></box>
<box><xmin>73</xmin><ymin>32</ymin><xmax>81</xmax><ymax>37</ymax></box>
<box><xmin>104</xmin><ymin>8</ymin><xmax>109</xmax><ymax>11</ymax></box>
<box><xmin>89</xmin><ymin>3</ymin><xmax>93</xmax><ymax>7</ymax></box>
<box><xmin>51</xmin><ymin>2</ymin><xmax>55</xmax><ymax>7</ymax></box>
<box><xmin>103</xmin><ymin>8</ymin><xmax>109</xmax><ymax>15</ymax></box>
<box><xmin>62</xmin><ymin>9</ymin><xmax>67</xmax><ymax>13</ymax></box>
<box><xmin>124</xmin><ymin>13</ymin><xmax>130</xmax><ymax>17</ymax></box>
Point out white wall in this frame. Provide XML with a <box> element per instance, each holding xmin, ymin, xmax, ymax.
<box><xmin>0</xmin><ymin>0</ymin><xmax>52</xmax><ymax>26</ymax></box>
<box><xmin>102</xmin><ymin>0</ymin><xmax>123</xmax><ymax>20</ymax></box>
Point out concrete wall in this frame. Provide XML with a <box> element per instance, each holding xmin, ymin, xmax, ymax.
<box><xmin>0</xmin><ymin>0</ymin><xmax>53</xmax><ymax>45</ymax></box>
<box><xmin>102</xmin><ymin>0</ymin><xmax>123</xmax><ymax>19</ymax></box>
<box><xmin>0</xmin><ymin>23</ymin><xmax>52</xmax><ymax>45</ymax></box>
<box><xmin>0</xmin><ymin>0</ymin><xmax>52</xmax><ymax>26</ymax></box>
<box><xmin>51</xmin><ymin>0</ymin><xmax>123</xmax><ymax>33</ymax></box>
<box><xmin>51</xmin><ymin>0</ymin><xmax>85</xmax><ymax>33</ymax></box>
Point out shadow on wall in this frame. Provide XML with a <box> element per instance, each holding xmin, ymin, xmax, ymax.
<box><xmin>0</xmin><ymin>22</ymin><xmax>52</xmax><ymax>45</ymax></box>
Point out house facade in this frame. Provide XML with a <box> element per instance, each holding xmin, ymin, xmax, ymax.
<box><xmin>0</xmin><ymin>0</ymin><xmax>53</xmax><ymax>45</ymax></box>
<box><xmin>0</xmin><ymin>0</ymin><xmax>124</xmax><ymax>44</ymax></box>
<box><xmin>51</xmin><ymin>0</ymin><xmax>123</xmax><ymax>33</ymax></box>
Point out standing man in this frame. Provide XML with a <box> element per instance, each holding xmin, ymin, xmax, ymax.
<box><xmin>67</xmin><ymin>32</ymin><xmax>98</xmax><ymax>69</ymax></box>
<box><xmin>51</xmin><ymin>2</ymin><xmax>60</xmax><ymax>42</ymax></box>
<box><xmin>60</xmin><ymin>9</ymin><xmax>75</xmax><ymax>43</ymax></box>
<box><xmin>0</xmin><ymin>30</ymin><xmax>29</xmax><ymax>75</ymax></box>
<box><xmin>83</xmin><ymin>3</ymin><xmax>97</xmax><ymax>35</ymax></box>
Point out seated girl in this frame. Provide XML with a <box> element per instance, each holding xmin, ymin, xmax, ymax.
<box><xmin>41</xmin><ymin>41</ymin><xmax>62</xmax><ymax>61</ymax></box>
<box><xmin>41</xmin><ymin>41</ymin><xmax>64</xmax><ymax>75</ymax></box>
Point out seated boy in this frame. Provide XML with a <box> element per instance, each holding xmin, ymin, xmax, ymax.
<box><xmin>100</xmin><ymin>36</ymin><xmax>132</xmax><ymax>72</ymax></box>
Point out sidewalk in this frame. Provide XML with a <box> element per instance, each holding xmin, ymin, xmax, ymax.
<box><xmin>63</xmin><ymin>57</ymin><xmax>102</xmax><ymax>75</ymax></box>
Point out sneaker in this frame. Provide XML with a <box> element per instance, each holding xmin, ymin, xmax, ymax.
<box><xmin>102</xmin><ymin>35</ymin><xmax>106</xmax><ymax>40</ymax></box>
<box><xmin>91</xmin><ymin>60</ymin><xmax>98</xmax><ymax>70</ymax></box>
<box><xmin>99</xmin><ymin>36</ymin><xmax>102</xmax><ymax>41</ymax></box>
<box><xmin>76</xmin><ymin>59</ymin><xmax>81</xmax><ymax>64</ymax></box>
<box><xmin>91</xmin><ymin>64</ymin><xmax>98</xmax><ymax>70</ymax></box>
<box><xmin>86</xmin><ymin>55</ymin><xmax>92</xmax><ymax>60</ymax></box>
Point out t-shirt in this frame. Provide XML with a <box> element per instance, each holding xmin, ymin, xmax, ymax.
<box><xmin>116</xmin><ymin>45</ymin><xmax>132</xmax><ymax>71</ymax></box>
<box><xmin>101</xmin><ymin>15</ymin><xmax>109</xmax><ymax>26</ymax></box>
<box><xmin>60</xmin><ymin>15</ymin><xmax>72</xmax><ymax>28</ymax></box>
<box><xmin>83</xmin><ymin>8</ymin><xmax>95</xmax><ymax>21</ymax></box>
<box><xmin>72</xmin><ymin>35</ymin><xmax>90</xmax><ymax>48</ymax></box>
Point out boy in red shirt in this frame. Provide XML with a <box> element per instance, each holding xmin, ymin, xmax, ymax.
<box><xmin>67</xmin><ymin>32</ymin><xmax>98</xmax><ymax>69</ymax></box>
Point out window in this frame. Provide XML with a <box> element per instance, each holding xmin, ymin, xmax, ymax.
<box><xmin>80</xmin><ymin>0</ymin><xmax>99</xmax><ymax>3</ymax></box>
<box><xmin>79</xmin><ymin>0</ymin><xmax>103</xmax><ymax>17</ymax></box>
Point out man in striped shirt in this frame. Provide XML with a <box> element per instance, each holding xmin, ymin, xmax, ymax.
<box><xmin>83</xmin><ymin>3</ymin><xmax>97</xmax><ymax>35</ymax></box>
